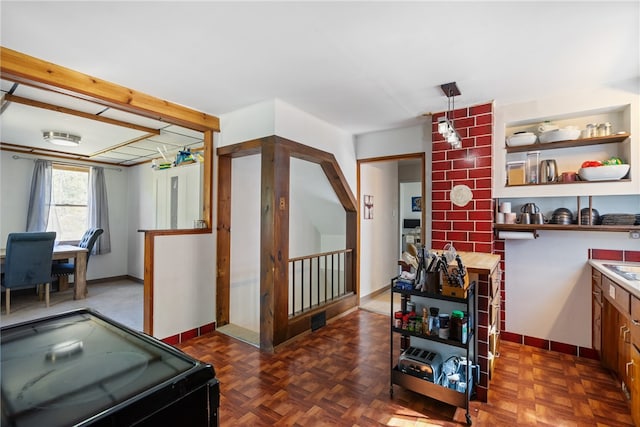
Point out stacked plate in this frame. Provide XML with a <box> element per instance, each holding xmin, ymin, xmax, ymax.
<box><xmin>579</xmin><ymin>208</ymin><xmax>600</xmax><ymax>225</ymax></box>
<box><xmin>550</xmin><ymin>208</ymin><xmax>574</xmax><ymax>225</ymax></box>
<box><xmin>600</xmin><ymin>214</ymin><xmax>637</xmax><ymax>226</ymax></box>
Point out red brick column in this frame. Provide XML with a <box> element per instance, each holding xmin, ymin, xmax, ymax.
<box><xmin>431</xmin><ymin>102</ymin><xmax>495</xmax><ymax>402</ymax></box>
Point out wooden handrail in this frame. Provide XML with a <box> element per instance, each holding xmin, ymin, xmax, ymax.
<box><xmin>289</xmin><ymin>248</ymin><xmax>353</xmax><ymax>263</ymax></box>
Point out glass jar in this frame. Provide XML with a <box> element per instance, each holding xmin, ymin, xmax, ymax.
<box><xmin>526</xmin><ymin>151</ymin><xmax>540</xmax><ymax>184</ymax></box>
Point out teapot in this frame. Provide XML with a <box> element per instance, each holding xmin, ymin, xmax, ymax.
<box><xmin>521</xmin><ymin>203</ymin><xmax>540</xmax><ymax>214</ymax></box>
<box><xmin>539</xmin><ymin>159</ymin><xmax>558</xmax><ymax>183</ymax></box>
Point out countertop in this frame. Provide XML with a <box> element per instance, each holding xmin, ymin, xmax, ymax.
<box><xmin>450</xmin><ymin>251</ymin><xmax>501</xmax><ymax>274</ymax></box>
<box><xmin>589</xmin><ymin>259</ymin><xmax>640</xmax><ymax>298</ymax></box>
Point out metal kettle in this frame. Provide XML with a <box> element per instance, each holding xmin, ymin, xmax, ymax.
<box><xmin>539</xmin><ymin>159</ymin><xmax>558</xmax><ymax>183</ymax></box>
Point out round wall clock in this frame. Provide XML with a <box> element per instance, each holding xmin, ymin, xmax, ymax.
<box><xmin>450</xmin><ymin>184</ymin><xmax>473</xmax><ymax>207</ymax></box>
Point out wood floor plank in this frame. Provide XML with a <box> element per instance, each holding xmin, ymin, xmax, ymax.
<box><xmin>177</xmin><ymin>309</ymin><xmax>634</xmax><ymax>426</ymax></box>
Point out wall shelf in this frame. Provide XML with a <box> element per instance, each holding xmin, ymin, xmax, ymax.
<box><xmin>505</xmin><ymin>133</ymin><xmax>629</xmax><ymax>154</ymax></box>
<box><xmin>494</xmin><ymin>224</ymin><xmax>640</xmax><ymax>233</ymax></box>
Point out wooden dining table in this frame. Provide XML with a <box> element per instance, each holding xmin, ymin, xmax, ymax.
<box><xmin>0</xmin><ymin>244</ymin><xmax>88</xmax><ymax>300</ymax></box>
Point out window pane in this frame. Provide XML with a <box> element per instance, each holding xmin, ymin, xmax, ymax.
<box><xmin>47</xmin><ymin>166</ymin><xmax>89</xmax><ymax>241</ymax></box>
<box><xmin>52</xmin><ymin>169</ymin><xmax>88</xmax><ymax>204</ymax></box>
<box><xmin>50</xmin><ymin>206</ymin><xmax>88</xmax><ymax>241</ymax></box>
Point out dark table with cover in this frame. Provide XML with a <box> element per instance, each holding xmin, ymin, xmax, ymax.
<box><xmin>1</xmin><ymin>308</ymin><xmax>219</xmax><ymax>426</ymax></box>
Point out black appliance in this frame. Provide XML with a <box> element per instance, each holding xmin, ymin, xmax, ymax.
<box><xmin>1</xmin><ymin>308</ymin><xmax>219</xmax><ymax>427</ymax></box>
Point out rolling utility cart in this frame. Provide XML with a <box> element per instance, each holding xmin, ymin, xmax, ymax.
<box><xmin>390</xmin><ymin>277</ymin><xmax>477</xmax><ymax>426</ymax></box>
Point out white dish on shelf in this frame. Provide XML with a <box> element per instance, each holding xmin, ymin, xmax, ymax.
<box><xmin>578</xmin><ymin>164</ymin><xmax>630</xmax><ymax>181</ymax></box>
<box><xmin>539</xmin><ymin>128</ymin><xmax>581</xmax><ymax>143</ymax></box>
<box><xmin>506</xmin><ymin>132</ymin><xmax>537</xmax><ymax>147</ymax></box>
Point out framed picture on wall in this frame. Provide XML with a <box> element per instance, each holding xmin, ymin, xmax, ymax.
<box><xmin>363</xmin><ymin>195</ymin><xmax>373</xmax><ymax>219</ymax></box>
<box><xmin>411</xmin><ymin>196</ymin><xmax>421</xmax><ymax>212</ymax></box>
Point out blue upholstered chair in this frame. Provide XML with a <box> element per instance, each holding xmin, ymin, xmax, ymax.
<box><xmin>52</xmin><ymin>228</ymin><xmax>103</xmax><ymax>285</ymax></box>
<box><xmin>1</xmin><ymin>231</ymin><xmax>56</xmax><ymax>314</ymax></box>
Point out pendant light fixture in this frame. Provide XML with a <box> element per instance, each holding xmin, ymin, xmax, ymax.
<box><xmin>437</xmin><ymin>82</ymin><xmax>462</xmax><ymax>149</ymax></box>
<box><xmin>43</xmin><ymin>131</ymin><xmax>82</xmax><ymax>147</ymax></box>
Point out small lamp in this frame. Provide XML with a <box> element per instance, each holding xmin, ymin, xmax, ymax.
<box><xmin>437</xmin><ymin>82</ymin><xmax>462</xmax><ymax>149</ymax></box>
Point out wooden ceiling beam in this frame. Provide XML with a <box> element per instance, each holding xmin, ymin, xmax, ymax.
<box><xmin>4</xmin><ymin>94</ymin><xmax>161</xmax><ymax>135</ymax></box>
<box><xmin>0</xmin><ymin>46</ymin><xmax>219</xmax><ymax>132</ymax></box>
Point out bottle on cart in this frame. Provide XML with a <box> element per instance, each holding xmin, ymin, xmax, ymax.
<box><xmin>429</xmin><ymin>307</ymin><xmax>440</xmax><ymax>336</ymax></box>
<box><xmin>422</xmin><ymin>308</ymin><xmax>428</xmax><ymax>335</ymax></box>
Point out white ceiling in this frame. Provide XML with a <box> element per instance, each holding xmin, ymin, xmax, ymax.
<box><xmin>1</xmin><ymin>1</ymin><xmax>639</xmax><ymax>165</ymax></box>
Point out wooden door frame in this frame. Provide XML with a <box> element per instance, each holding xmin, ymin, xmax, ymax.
<box><xmin>356</xmin><ymin>153</ymin><xmax>427</xmax><ymax>298</ymax></box>
<box><xmin>216</xmin><ymin>136</ymin><xmax>358</xmax><ymax>351</ymax></box>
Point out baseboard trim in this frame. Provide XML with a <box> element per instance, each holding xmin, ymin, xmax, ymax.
<box><xmin>359</xmin><ymin>284</ymin><xmax>390</xmax><ymax>305</ymax></box>
<box><xmin>84</xmin><ymin>275</ymin><xmax>143</xmax><ymax>285</ymax></box>
<box><xmin>501</xmin><ymin>330</ymin><xmax>599</xmax><ymax>361</ymax></box>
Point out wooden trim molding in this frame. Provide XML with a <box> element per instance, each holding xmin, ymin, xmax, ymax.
<box><xmin>216</xmin><ymin>156</ymin><xmax>232</xmax><ymax>328</ymax></box>
<box><xmin>217</xmin><ymin>135</ymin><xmax>358</xmax><ymax>350</ymax></box>
<box><xmin>1</xmin><ymin>47</ymin><xmax>221</xmax><ymax>336</ymax></box>
<box><xmin>143</xmin><ymin>232</ymin><xmax>155</xmax><ymax>335</ymax></box>
<box><xmin>0</xmin><ymin>46</ymin><xmax>219</xmax><ymax>132</ymax></box>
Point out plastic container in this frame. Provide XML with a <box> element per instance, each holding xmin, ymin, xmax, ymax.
<box><xmin>526</xmin><ymin>151</ymin><xmax>540</xmax><ymax>184</ymax></box>
<box><xmin>506</xmin><ymin>161</ymin><xmax>526</xmax><ymax>186</ymax></box>
<box><xmin>438</xmin><ymin>313</ymin><xmax>450</xmax><ymax>339</ymax></box>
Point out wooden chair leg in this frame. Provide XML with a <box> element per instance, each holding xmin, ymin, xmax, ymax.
<box><xmin>38</xmin><ymin>284</ymin><xmax>44</xmax><ymax>300</ymax></box>
<box><xmin>45</xmin><ymin>282</ymin><xmax>50</xmax><ymax>308</ymax></box>
<box><xmin>58</xmin><ymin>275</ymin><xmax>69</xmax><ymax>291</ymax></box>
<box><xmin>5</xmin><ymin>288</ymin><xmax>9</xmax><ymax>315</ymax></box>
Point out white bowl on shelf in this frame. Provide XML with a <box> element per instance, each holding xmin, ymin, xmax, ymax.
<box><xmin>506</xmin><ymin>132</ymin><xmax>537</xmax><ymax>147</ymax></box>
<box><xmin>539</xmin><ymin>128</ymin><xmax>581</xmax><ymax>143</ymax></box>
<box><xmin>578</xmin><ymin>164</ymin><xmax>630</xmax><ymax>181</ymax></box>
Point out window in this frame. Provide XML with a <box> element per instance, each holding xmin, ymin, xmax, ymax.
<box><xmin>47</xmin><ymin>164</ymin><xmax>89</xmax><ymax>241</ymax></box>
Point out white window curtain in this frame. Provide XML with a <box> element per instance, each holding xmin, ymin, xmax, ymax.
<box><xmin>25</xmin><ymin>159</ymin><xmax>52</xmax><ymax>232</ymax></box>
<box><xmin>89</xmin><ymin>166</ymin><xmax>111</xmax><ymax>254</ymax></box>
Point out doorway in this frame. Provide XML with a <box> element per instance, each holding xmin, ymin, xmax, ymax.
<box><xmin>357</xmin><ymin>153</ymin><xmax>426</xmax><ymax>303</ymax></box>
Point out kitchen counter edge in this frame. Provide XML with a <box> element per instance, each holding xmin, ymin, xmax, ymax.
<box><xmin>589</xmin><ymin>259</ymin><xmax>640</xmax><ymax>298</ymax></box>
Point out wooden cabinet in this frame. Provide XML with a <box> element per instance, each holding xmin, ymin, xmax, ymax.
<box><xmin>592</xmin><ymin>269</ymin><xmax>602</xmax><ymax>357</ymax></box>
<box><xmin>631</xmin><ymin>343</ymin><xmax>640</xmax><ymax>425</ymax></box>
<box><xmin>488</xmin><ymin>267</ymin><xmax>501</xmax><ymax>379</ymax></box>
<box><xmin>602</xmin><ymin>297</ymin><xmax>620</xmax><ymax>372</ymax></box>
<box><xmin>601</xmin><ymin>274</ymin><xmax>632</xmax><ymax>394</ymax></box>
<box><xmin>597</xmin><ymin>268</ymin><xmax>640</xmax><ymax>421</ymax></box>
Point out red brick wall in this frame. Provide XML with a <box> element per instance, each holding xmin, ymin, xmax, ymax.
<box><xmin>431</xmin><ymin>102</ymin><xmax>496</xmax><ymax>402</ymax></box>
<box><xmin>431</xmin><ymin>103</ymin><xmax>494</xmax><ymax>253</ymax></box>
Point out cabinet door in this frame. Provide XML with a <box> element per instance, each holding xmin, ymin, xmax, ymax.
<box><xmin>592</xmin><ymin>269</ymin><xmax>603</xmax><ymax>355</ymax></box>
<box><xmin>592</xmin><ymin>295</ymin><xmax>602</xmax><ymax>356</ymax></box>
<box><xmin>602</xmin><ymin>298</ymin><xmax>619</xmax><ymax>373</ymax></box>
<box><xmin>632</xmin><ymin>344</ymin><xmax>640</xmax><ymax>426</ymax></box>
<box><xmin>619</xmin><ymin>316</ymin><xmax>631</xmax><ymax>390</ymax></box>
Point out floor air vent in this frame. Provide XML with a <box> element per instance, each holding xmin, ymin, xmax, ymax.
<box><xmin>311</xmin><ymin>311</ymin><xmax>326</xmax><ymax>331</ymax></box>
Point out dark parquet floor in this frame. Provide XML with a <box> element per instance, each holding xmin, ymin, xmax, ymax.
<box><xmin>177</xmin><ymin>309</ymin><xmax>634</xmax><ymax>426</ymax></box>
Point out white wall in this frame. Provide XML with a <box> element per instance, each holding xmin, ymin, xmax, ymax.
<box><xmin>356</xmin><ymin>123</ymin><xmax>430</xmax><ymax>160</ymax></box>
<box><xmin>274</xmin><ymin>99</ymin><xmax>357</xmax><ymax>191</ymax></box>
<box><xmin>229</xmin><ymin>155</ymin><xmax>261</xmax><ymax>332</ymax></box>
<box><xmin>152</xmin><ymin>233</ymin><xmax>216</xmax><ymax>338</ymax></box>
<box><xmin>218</xmin><ymin>99</ymin><xmax>276</xmax><ymax>147</ymax></box>
<box><xmin>359</xmin><ymin>161</ymin><xmax>400</xmax><ymax>298</ymax></box>
<box><xmin>125</xmin><ymin>163</ymin><xmax>155</xmax><ymax>280</ymax></box>
<box><xmin>0</xmin><ymin>151</ymin><xmax>129</xmax><ymax>280</ymax></box>
<box><xmin>505</xmin><ymin>231</ymin><xmax>639</xmax><ymax>348</ymax></box>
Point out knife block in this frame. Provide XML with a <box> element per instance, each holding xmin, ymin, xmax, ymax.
<box><xmin>440</xmin><ymin>266</ymin><xmax>469</xmax><ymax>298</ymax></box>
